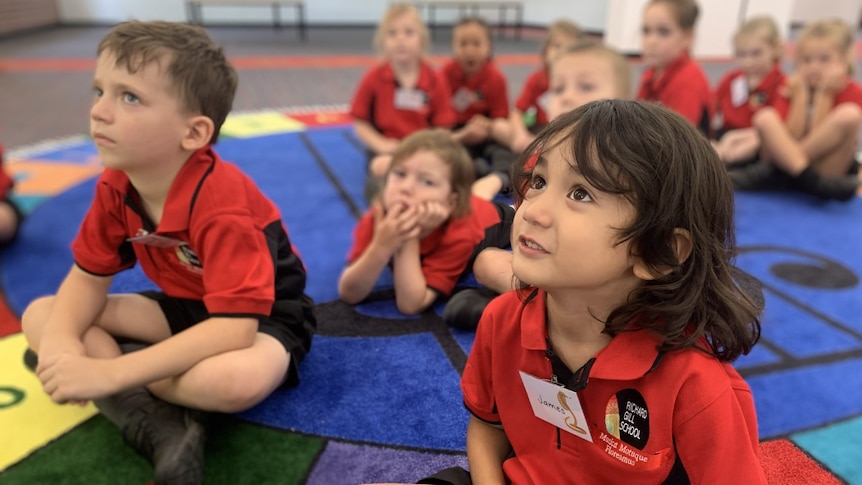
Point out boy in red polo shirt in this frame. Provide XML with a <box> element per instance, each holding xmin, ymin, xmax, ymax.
<box><xmin>732</xmin><ymin>18</ymin><xmax>861</xmax><ymax>201</ymax></box>
<box><xmin>491</xmin><ymin>20</ymin><xmax>584</xmax><ymax>154</ymax></box>
<box><xmin>637</xmin><ymin>0</ymin><xmax>712</xmax><ymax>135</ymax></box>
<box><xmin>712</xmin><ymin>16</ymin><xmax>788</xmax><ymax>165</ymax></box>
<box><xmin>442</xmin><ymin>17</ymin><xmax>515</xmax><ymax>200</ymax></box>
<box><xmin>0</xmin><ymin>145</ymin><xmax>24</xmax><ymax>247</ymax></box>
<box><xmin>20</xmin><ymin>21</ymin><xmax>316</xmax><ymax>483</ymax></box>
<box><xmin>372</xmin><ymin>101</ymin><xmax>766</xmax><ymax>485</ymax></box>
<box><xmin>351</xmin><ymin>4</ymin><xmax>456</xmax><ymax>200</ymax></box>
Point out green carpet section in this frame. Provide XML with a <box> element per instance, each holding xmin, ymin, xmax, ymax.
<box><xmin>2</xmin><ymin>414</ymin><xmax>324</xmax><ymax>485</ymax></box>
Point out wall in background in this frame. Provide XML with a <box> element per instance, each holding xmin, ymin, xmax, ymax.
<box><xmin>0</xmin><ymin>0</ymin><xmax>59</xmax><ymax>36</ymax></box>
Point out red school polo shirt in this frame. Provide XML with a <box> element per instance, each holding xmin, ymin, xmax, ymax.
<box><xmin>514</xmin><ymin>67</ymin><xmax>550</xmax><ymax>127</ymax></box>
<box><xmin>350</xmin><ymin>61</ymin><xmax>457</xmax><ymax>141</ymax></box>
<box><xmin>441</xmin><ymin>59</ymin><xmax>510</xmax><ymax>125</ymax></box>
<box><xmin>462</xmin><ymin>289</ymin><xmax>766</xmax><ymax>484</ymax></box>
<box><xmin>72</xmin><ymin>147</ymin><xmax>291</xmax><ymax>316</ymax></box>
<box><xmin>713</xmin><ymin>64</ymin><xmax>788</xmax><ymax>134</ymax></box>
<box><xmin>346</xmin><ymin>195</ymin><xmax>503</xmax><ymax>297</ymax></box>
<box><xmin>638</xmin><ymin>52</ymin><xmax>712</xmax><ymax>134</ymax></box>
<box><xmin>0</xmin><ymin>145</ymin><xmax>12</xmax><ymax>200</ymax></box>
<box><xmin>832</xmin><ymin>80</ymin><xmax>862</xmax><ymax>108</ymax></box>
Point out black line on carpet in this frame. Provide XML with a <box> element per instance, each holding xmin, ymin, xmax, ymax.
<box><xmin>739</xmin><ymin>347</ymin><xmax>862</xmax><ymax>378</ymax></box>
<box><xmin>342</xmin><ymin>128</ymin><xmax>366</xmax><ymax>154</ymax></box>
<box><xmin>754</xmin><ymin>338</ymin><xmax>796</xmax><ymax>363</ymax></box>
<box><xmin>299</xmin><ymin>131</ymin><xmax>362</xmax><ymax>219</ymax></box>
<box><xmin>762</xmin><ymin>281</ymin><xmax>862</xmax><ymax>341</ymax></box>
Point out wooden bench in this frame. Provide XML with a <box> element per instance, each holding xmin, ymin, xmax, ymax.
<box><xmin>412</xmin><ymin>1</ymin><xmax>524</xmax><ymax>40</ymax></box>
<box><xmin>186</xmin><ymin>0</ymin><xmax>306</xmax><ymax>40</ymax></box>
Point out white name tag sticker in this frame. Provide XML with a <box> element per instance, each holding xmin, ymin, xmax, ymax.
<box><xmin>394</xmin><ymin>88</ymin><xmax>427</xmax><ymax>111</ymax></box>
<box><xmin>731</xmin><ymin>75</ymin><xmax>749</xmax><ymax>107</ymax></box>
<box><xmin>519</xmin><ymin>371</ymin><xmax>593</xmax><ymax>442</ymax></box>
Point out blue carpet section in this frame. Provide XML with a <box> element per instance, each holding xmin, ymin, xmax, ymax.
<box><xmin>237</xmin><ymin>333</ymin><xmax>468</xmax><ymax>451</ymax></box>
<box><xmin>2</xmin><ymin>129</ymin><xmax>862</xmax><ymax>482</ymax></box>
<box><xmin>793</xmin><ymin>415</ymin><xmax>862</xmax><ymax>484</ymax></box>
<box><xmin>746</xmin><ymin>358</ymin><xmax>862</xmax><ymax>438</ymax></box>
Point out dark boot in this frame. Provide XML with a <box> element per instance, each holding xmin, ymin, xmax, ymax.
<box><xmin>728</xmin><ymin>161</ymin><xmax>793</xmax><ymax>191</ymax></box>
<box><xmin>95</xmin><ymin>389</ymin><xmax>206</xmax><ymax>485</ymax></box>
<box><xmin>443</xmin><ymin>288</ymin><xmax>498</xmax><ymax>330</ymax></box>
<box><xmin>793</xmin><ymin>166</ymin><xmax>859</xmax><ymax>202</ymax></box>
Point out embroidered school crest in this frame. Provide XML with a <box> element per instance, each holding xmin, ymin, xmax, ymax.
<box><xmin>605</xmin><ymin>389</ymin><xmax>650</xmax><ymax>450</ymax></box>
<box><xmin>176</xmin><ymin>243</ymin><xmax>203</xmax><ymax>274</ymax></box>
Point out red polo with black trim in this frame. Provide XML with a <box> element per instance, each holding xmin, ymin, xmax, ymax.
<box><xmin>441</xmin><ymin>59</ymin><xmax>510</xmax><ymax>125</ymax></box>
<box><xmin>346</xmin><ymin>195</ymin><xmax>503</xmax><ymax>297</ymax></box>
<box><xmin>637</xmin><ymin>52</ymin><xmax>712</xmax><ymax>134</ymax></box>
<box><xmin>514</xmin><ymin>67</ymin><xmax>550</xmax><ymax>127</ymax></box>
<box><xmin>713</xmin><ymin>64</ymin><xmax>788</xmax><ymax>134</ymax></box>
<box><xmin>462</xmin><ymin>289</ymin><xmax>766</xmax><ymax>484</ymax></box>
<box><xmin>72</xmin><ymin>147</ymin><xmax>308</xmax><ymax>317</ymax></box>
<box><xmin>350</xmin><ymin>61</ymin><xmax>457</xmax><ymax>141</ymax></box>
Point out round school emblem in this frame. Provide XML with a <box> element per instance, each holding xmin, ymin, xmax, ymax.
<box><xmin>605</xmin><ymin>389</ymin><xmax>650</xmax><ymax>450</ymax></box>
<box><xmin>176</xmin><ymin>243</ymin><xmax>203</xmax><ymax>274</ymax></box>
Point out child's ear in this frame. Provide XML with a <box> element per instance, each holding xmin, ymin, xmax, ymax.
<box><xmin>632</xmin><ymin>228</ymin><xmax>693</xmax><ymax>281</ymax></box>
<box><xmin>683</xmin><ymin>29</ymin><xmax>695</xmax><ymax>51</ymax></box>
<box><xmin>181</xmin><ymin>115</ymin><xmax>215</xmax><ymax>151</ymax></box>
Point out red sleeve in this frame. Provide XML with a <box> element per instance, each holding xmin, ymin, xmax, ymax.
<box><xmin>71</xmin><ymin>174</ymin><xmax>137</xmax><ymax>276</ymax></box>
<box><xmin>461</xmin><ymin>295</ymin><xmax>504</xmax><ymax>423</ymax></box>
<box><xmin>421</xmin><ymin>232</ymin><xmax>473</xmax><ymax>296</ymax></box>
<box><xmin>346</xmin><ymin>210</ymin><xmax>375</xmax><ymax>263</ymax></box>
<box><xmin>195</xmin><ymin>212</ymin><xmax>275</xmax><ymax>315</ymax></box>
<box><xmin>441</xmin><ymin>60</ymin><xmax>459</xmax><ymax>96</ymax></box>
<box><xmin>673</xmin><ymin>366</ymin><xmax>767</xmax><ymax>484</ymax></box>
<box><xmin>834</xmin><ymin>81</ymin><xmax>862</xmax><ymax>108</ymax></box>
<box><xmin>350</xmin><ymin>67</ymin><xmax>378</xmax><ymax>122</ymax></box>
<box><xmin>430</xmin><ymin>70</ymin><xmax>457</xmax><ymax>128</ymax></box>
<box><xmin>712</xmin><ymin>73</ymin><xmax>732</xmax><ymax>117</ymax></box>
<box><xmin>0</xmin><ymin>164</ymin><xmax>12</xmax><ymax>201</ymax></box>
<box><xmin>487</xmin><ymin>65</ymin><xmax>510</xmax><ymax>119</ymax></box>
<box><xmin>515</xmin><ymin>69</ymin><xmax>539</xmax><ymax>112</ymax></box>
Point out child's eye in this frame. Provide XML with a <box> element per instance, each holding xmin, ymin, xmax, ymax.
<box><xmin>420</xmin><ymin>177</ymin><xmax>435</xmax><ymax>187</ymax></box>
<box><xmin>657</xmin><ymin>27</ymin><xmax>671</xmax><ymax>37</ymax></box>
<box><xmin>93</xmin><ymin>87</ymin><xmax>104</xmax><ymax>97</ymax></box>
<box><xmin>578</xmin><ymin>83</ymin><xmax>595</xmax><ymax>92</ymax></box>
<box><xmin>123</xmin><ymin>92</ymin><xmax>140</xmax><ymax>104</ymax></box>
<box><xmin>568</xmin><ymin>187</ymin><xmax>593</xmax><ymax>202</ymax></box>
<box><xmin>550</xmin><ymin>84</ymin><xmax>565</xmax><ymax>94</ymax></box>
<box><xmin>528</xmin><ymin>174</ymin><xmax>546</xmax><ymax>190</ymax></box>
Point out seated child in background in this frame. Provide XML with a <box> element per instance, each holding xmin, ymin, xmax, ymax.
<box><xmin>637</xmin><ymin>0</ymin><xmax>712</xmax><ymax>134</ymax></box>
<box><xmin>21</xmin><ymin>21</ymin><xmax>317</xmax><ymax>483</ymax></box>
<box><xmin>338</xmin><ymin>129</ymin><xmax>513</xmax><ymax>315</ymax></box>
<box><xmin>442</xmin><ymin>17</ymin><xmax>516</xmax><ymax>201</ymax></box>
<box><xmin>0</xmin><ymin>145</ymin><xmax>24</xmax><ymax>247</ymax></box>
<box><xmin>350</xmin><ymin>3</ymin><xmax>456</xmax><ymax>200</ymax></box>
<box><xmin>712</xmin><ymin>16</ymin><xmax>787</xmax><ymax>166</ymax></box>
<box><xmin>732</xmin><ymin>18</ymin><xmax>861</xmax><ymax>201</ymax></box>
<box><xmin>491</xmin><ymin>19</ymin><xmax>584</xmax><ymax>154</ymax></box>
<box><xmin>373</xmin><ymin>99</ymin><xmax>767</xmax><ymax>485</ymax></box>
<box><xmin>444</xmin><ymin>40</ymin><xmax>633</xmax><ymax>330</ymax></box>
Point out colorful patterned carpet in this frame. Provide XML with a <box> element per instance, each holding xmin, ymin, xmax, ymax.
<box><xmin>1</xmin><ymin>108</ymin><xmax>861</xmax><ymax>484</ymax></box>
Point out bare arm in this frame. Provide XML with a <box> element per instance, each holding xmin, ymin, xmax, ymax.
<box><xmin>783</xmin><ymin>76</ymin><xmax>810</xmax><ymax>139</ymax></box>
<box><xmin>390</xmin><ymin>238</ymin><xmax>437</xmax><ymax>314</ymax></box>
<box><xmin>467</xmin><ymin>415</ymin><xmax>511</xmax><ymax>485</ymax></box>
<box><xmin>354</xmin><ymin>120</ymin><xmax>399</xmax><ymax>155</ymax></box>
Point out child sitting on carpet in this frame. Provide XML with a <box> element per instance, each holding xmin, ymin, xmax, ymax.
<box><xmin>441</xmin><ymin>17</ymin><xmax>515</xmax><ymax>201</ymax></box>
<box><xmin>20</xmin><ymin>21</ymin><xmax>316</xmax><ymax>484</ymax></box>
<box><xmin>0</xmin><ymin>145</ymin><xmax>24</xmax><ymax>247</ymax></box>
<box><xmin>491</xmin><ymin>19</ymin><xmax>584</xmax><ymax>154</ymax></box>
<box><xmin>711</xmin><ymin>16</ymin><xmax>788</xmax><ymax>166</ymax></box>
<box><xmin>338</xmin><ymin>129</ymin><xmax>512</xmax><ymax>315</ymax></box>
<box><xmin>637</xmin><ymin>0</ymin><xmax>712</xmax><ymax>135</ymax></box>
<box><xmin>350</xmin><ymin>3</ymin><xmax>456</xmax><ymax>201</ymax></box>
<box><xmin>443</xmin><ymin>40</ymin><xmax>633</xmax><ymax>330</ymax></box>
<box><xmin>730</xmin><ymin>18</ymin><xmax>861</xmax><ymax>201</ymax></box>
<box><xmin>372</xmin><ymin>99</ymin><xmax>767</xmax><ymax>485</ymax></box>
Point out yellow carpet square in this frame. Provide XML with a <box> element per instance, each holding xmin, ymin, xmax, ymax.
<box><xmin>0</xmin><ymin>333</ymin><xmax>97</xmax><ymax>471</ymax></box>
<box><xmin>221</xmin><ymin>112</ymin><xmax>306</xmax><ymax>138</ymax></box>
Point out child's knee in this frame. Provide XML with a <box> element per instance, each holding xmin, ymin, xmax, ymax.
<box><xmin>831</xmin><ymin>102</ymin><xmax>862</xmax><ymax>128</ymax></box>
<box><xmin>209</xmin><ymin>377</ymin><xmax>268</xmax><ymax>413</ymax></box>
<box><xmin>20</xmin><ymin>296</ymin><xmax>56</xmax><ymax>345</ymax></box>
<box><xmin>751</xmin><ymin>107</ymin><xmax>780</xmax><ymax>130</ymax></box>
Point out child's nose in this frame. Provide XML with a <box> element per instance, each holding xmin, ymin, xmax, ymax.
<box><xmin>90</xmin><ymin>96</ymin><xmax>112</xmax><ymax>122</ymax></box>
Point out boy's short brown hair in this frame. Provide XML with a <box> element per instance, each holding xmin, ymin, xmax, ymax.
<box><xmin>388</xmin><ymin>129</ymin><xmax>475</xmax><ymax>218</ymax></box>
<box><xmin>542</xmin><ymin>20</ymin><xmax>585</xmax><ymax>60</ymax></box>
<box><xmin>98</xmin><ymin>21</ymin><xmax>238</xmax><ymax>143</ymax></box>
<box><xmin>553</xmin><ymin>40</ymin><xmax>633</xmax><ymax>99</ymax></box>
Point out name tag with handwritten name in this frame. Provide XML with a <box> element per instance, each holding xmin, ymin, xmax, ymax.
<box><xmin>519</xmin><ymin>371</ymin><xmax>592</xmax><ymax>442</ymax></box>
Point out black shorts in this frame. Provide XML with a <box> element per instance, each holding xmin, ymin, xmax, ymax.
<box><xmin>465</xmin><ymin>201</ymin><xmax>515</xmax><ymax>271</ymax></box>
<box><xmin>418</xmin><ymin>467</ymin><xmax>472</xmax><ymax>485</ymax></box>
<box><xmin>139</xmin><ymin>291</ymin><xmax>316</xmax><ymax>388</ymax></box>
<box><xmin>0</xmin><ymin>197</ymin><xmax>24</xmax><ymax>249</ymax></box>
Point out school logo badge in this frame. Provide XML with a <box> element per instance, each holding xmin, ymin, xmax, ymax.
<box><xmin>605</xmin><ymin>389</ymin><xmax>649</xmax><ymax>450</ymax></box>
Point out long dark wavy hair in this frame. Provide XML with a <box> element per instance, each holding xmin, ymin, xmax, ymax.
<box><xmin>513</xmin><ymin>99</ymin><xmax>761</xmax><ymax>361</ymax></box>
